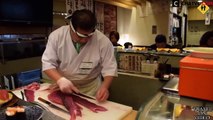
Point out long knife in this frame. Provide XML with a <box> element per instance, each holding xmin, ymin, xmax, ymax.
<box><xmin>38</xmin><ymin>97</ymin><xmax>69</xmax><ymax>114</ymax></box>
<box><xmin>73</xmin><ymin>92</ymin><xmax>96</xmax><ymax>100</ymax></box>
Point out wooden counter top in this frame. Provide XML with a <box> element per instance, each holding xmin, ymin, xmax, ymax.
<box><xmin>123</xmin><ymin>110</ymin><xmax>137</xmax><ymax>120</ymax></box>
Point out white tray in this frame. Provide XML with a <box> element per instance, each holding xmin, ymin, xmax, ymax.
<box><xmin>183</xmin><ymin>47</ymin><xmax>213</xmax><ymax>59</ymax></box>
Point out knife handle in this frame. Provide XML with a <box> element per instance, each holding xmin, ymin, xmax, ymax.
<box><xmin>38</xmin><ymin>97</ymin><xmax>51</xmax><ymax>105</ymax></box>
<box><xmin>20</xmin><ymin>91</ymin><xmax>25</xmax><ymax>100</ymax></box>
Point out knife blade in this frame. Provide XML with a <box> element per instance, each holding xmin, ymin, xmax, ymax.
<box><xmin>73</xmin><ymin>92</ymin><xmax>96</xmax><ymax>100</ymax></box>
<box><xmin>38</xmin><ymin>97</ymin><xmax>69</xmax><ymax>114</ymax></box>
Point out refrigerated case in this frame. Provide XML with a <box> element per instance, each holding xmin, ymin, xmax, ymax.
<box><xmin>136</xmin><ymin>78</ymin><xmax>213</xmax><ymax>120</ymax></box>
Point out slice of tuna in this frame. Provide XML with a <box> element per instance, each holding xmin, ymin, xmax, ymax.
<box><xmin>48</xmin><ymin>91</ymin><xmax>82</xmax><ymax>120</ymax></box>
<box><xmin>47</xmin><ymin>90</ymin><xmax>63</xmax><ymax>105</ymax></box>
<box><xmin>47</xmin><ymin>90</ymin><xmax>107</xmax><ymax>120</ymax></box>
<box><xmin>24</xmin><ymin>89</ymin><xmax>34</xmax><ymax>102</ymax></box>
<box><xmin>61</xmin><ymin>94</ymin><xmax>82</xmax><ymax>120</ymax></box>
<box><xmin>71</xmin><ymin>94</ymin><xmax>108</xmax><ymax>113</ymax></box>
<box><xmin>0</xmin><ymin>89</ymin><xmax>9</xmax><ymax>100</ymax></box>
<box><xmin>23</xmin><ymin>82</ymin><xmax>40</xmax><ymax>102</ymax></box>
<box><xmin>24</xmin><ymin>82</ymin><xmax>40</xmax><ymax>91</ymax></box>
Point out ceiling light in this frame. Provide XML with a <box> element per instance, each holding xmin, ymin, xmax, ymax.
<box><xmin>198</xmin><ymin>0</ymin><xmax>202</xmax><ymax>3</ymax></box>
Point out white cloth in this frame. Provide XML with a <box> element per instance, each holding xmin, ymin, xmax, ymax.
<box><xmin>42</xmin><ymin>25</ymin><xmax>117</xmax><ymax>93</ymax></box>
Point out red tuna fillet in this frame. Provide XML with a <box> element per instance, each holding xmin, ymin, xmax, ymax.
<box><xmin>71</xmin><ymin>94</ymin><xmax>108</xmax><ymax>113</ymax></box>
<box><xmin>23</xmin><ymin>82</ymin><xmax>40</xmax><ymax>102</ymax></box>
<box><xmin>47</xmin><ymin>90</ymin><xmax>63</xmax><ymax>104</ymax></box>
<box><xmin>24</xmin><ymin>82</ymin><xmax>40</xmax><ymax>91</ymax></box>
<box><xmin>24</xmin><ymin>89</ymin><xmax>34</xmax><ymax>102</ymax></box>
<box><xmin>0</xmin><ymin>89</ymin><xmax>9</xmax><ymax>100</ymax></box>
<box><xmin>48</xmin><ymin>91</ymin><xmax>82</xmax><ymax>120</ymax></box>
<box><xmin>62</xmin><ymin>94</ymin><xmax>82</xmax><ymax>120</ymax></box>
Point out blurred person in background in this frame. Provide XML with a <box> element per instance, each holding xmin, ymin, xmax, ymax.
<box><xmin>109</xmin><ymin>31</ymin><xmax>122</xmax><ymax>46</ymax></box>
<box><xmin>199</xmin><ymin>30</ymin><xmax>213</xmax><ymax>47</ymax></box>
<box><xmin>124</xmin><ymin>42</ymin><xmax>133</xmax><ymax>49</ymax></box>
<box><xmin>150</xmin><ymin>34</ymin><xmax>171</xmax><ymax>50</ymax></box>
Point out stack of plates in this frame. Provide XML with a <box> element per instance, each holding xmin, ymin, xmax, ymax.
<box><xmin>183</xmin><ymin>47</ymin><xmax>213</xmax><ymax>59</ymax></box>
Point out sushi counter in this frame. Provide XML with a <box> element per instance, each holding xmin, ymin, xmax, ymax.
<box><xmin>2</xmin><ymin>75</ymin><xmax>213</xmax><ymax>120</ymax></box>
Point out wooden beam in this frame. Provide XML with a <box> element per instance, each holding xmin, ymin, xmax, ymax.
<box><xmin>95</xmin><ymin>0</ymin><xmax>141</xmax><ymax>9</ymax></box>
<box><xmin>116</xmin><ymin>0</ymin><xmax>141</xmax><ymax>6</ymax></box>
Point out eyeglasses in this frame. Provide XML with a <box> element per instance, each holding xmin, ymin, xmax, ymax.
<box><xmin>70</xmin><ymin>22</ymin><xmax>95</xmax><ymax>38</ymax></box>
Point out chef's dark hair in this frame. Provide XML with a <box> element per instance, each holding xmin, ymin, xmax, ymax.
<box><xmin>155</xmin><ymin>34</ymin><xmax>167</xmax><ymax>43</ymax></box>
<box><xmin>71</xmin><ymin>9</ymin><xmax>97</xmax><ymax>31</ymax></box>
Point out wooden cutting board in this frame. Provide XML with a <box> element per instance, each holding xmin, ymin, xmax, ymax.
<box><xmin>13</xmin><ymin>83</ymin><xmax>133</xmax><ymax>120</ymax></box>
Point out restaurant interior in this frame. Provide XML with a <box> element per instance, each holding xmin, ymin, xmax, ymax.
<box><xmin>0</xmin><ymin>0</ymin><xmax>213</xmax><ymax>120</ymax></box>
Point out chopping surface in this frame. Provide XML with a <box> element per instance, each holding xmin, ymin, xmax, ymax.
<box><xmin>13</xmin><ymin>83</ymin><xmax>133</xmax><ymax>120</ymax></box>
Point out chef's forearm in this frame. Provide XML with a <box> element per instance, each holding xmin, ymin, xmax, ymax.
<box><xmin>102</xmin><ymin>76</ymin><xmax>114</xmax><ymax>89</ymax></box>
<box><xmin>43</xmin><ymin>68</ymin><xmax>63</xmax><ymax>82</ymax></box>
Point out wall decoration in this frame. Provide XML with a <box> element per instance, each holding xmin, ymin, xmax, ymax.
<box><xmin>152</xmin><ymin>25</ymin><xmax>157</xmax><ymax>34</ymax></box>
<box><xmin>66</xmin><ymin>0</ymin><xmax>94</xmax><ymax>16</ymax></box>
<box><xmin>103</xmin><ymin>4</ymin><xmax>117</xmax><ymax>36</ymax></box>
<box><xmin>94</xmin><ymin>2</ymin><xmax>117</xmax><ymax>37</ymax></box>
<box><xmin>205</xmin><ymin>11</ymin><xmax>211</xmax><ymax>25</ymax></box>
<box><xmin>95</xmin><ymin>2</ymin><xmax>104</xmax><ymax>33</ymax></box>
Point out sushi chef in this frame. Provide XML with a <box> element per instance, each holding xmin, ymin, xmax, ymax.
<box><xmin>42</xmin><ymin>9</ymin><xmax>117</xmax><ymax>102</ymax></box>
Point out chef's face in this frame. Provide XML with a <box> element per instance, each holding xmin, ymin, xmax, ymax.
<box><xmin>74</xmin><ymin>28</ymin><xmax>94</xmax><ymax>44</ymax></box>
<box><xmin>70</xmin><ymin>23</ymin><xmax>95</xmax><ymax>44</ymax></box>
<box><xmin>156</xmin><ymin>42</ymin><xmax>166</xmax><ymax>48</ymax></box>
<box><xmin>110</xmin><ymin>35</ymin><xmax>118</xmax><ymax>44</ymax></box>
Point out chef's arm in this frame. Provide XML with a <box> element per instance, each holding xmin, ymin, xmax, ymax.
<box><xmin>96</xmin><ymin>76</ymin><xmax>114</xmax><ymax>102</ymax></box>
<box><xmin>102</xmin><ymin>76</ymin><xmax>114</xmax><ymax>89</ymax></box>
<box><xmin>43</xmin><ymin>68</ymin><xmax>63</xmax><ymax>82</ymax></box>
<box><xmin>44</xmin><ymin>68</ymin><xmax>80</xmax><ymax>93</ymax></box>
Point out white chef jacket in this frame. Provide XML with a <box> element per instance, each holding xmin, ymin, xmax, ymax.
<box><xmin>42</xmin><ymin>25</ymin><xmax>117</xmax><ymax>95</ymax></box>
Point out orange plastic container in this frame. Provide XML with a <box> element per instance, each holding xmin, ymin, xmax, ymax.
<box><xmin>179</xmin><ymin>55</ymin><xmax>213</xmax><ymax>101</ymax></box>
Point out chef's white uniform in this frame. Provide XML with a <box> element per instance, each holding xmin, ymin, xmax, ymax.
<box><xmin>42</xmin><ymin>25</ymin><xmax>118</xmax><ymax>96</ymax></box>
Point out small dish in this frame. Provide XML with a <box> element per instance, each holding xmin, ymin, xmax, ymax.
<box><xmin>0</xmin><ymin>105</ymin><xmax>44</xmax><ymax>120</ymax></box>
<box><xmin>0</xmin><ymin>93</ymin><xmax>13</xmax><ymax>106</ymax></box>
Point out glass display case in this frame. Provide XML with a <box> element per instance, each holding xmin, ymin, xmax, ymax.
<box><xmin>136</xmin><ymin>78</ymin><xmax>213</xmax><ymax>120</ymax></box>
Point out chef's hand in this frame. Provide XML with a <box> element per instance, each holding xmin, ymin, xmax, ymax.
<box><xmin>56</xmin><ymin>77</ymin><xmax>80</xmax><ymax>94</ymax></box>
<box><xmin>96</xmin><ymin>86</ymin><xmax>109</xmax><ymax>102</ymax></box>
